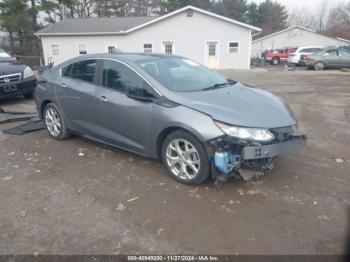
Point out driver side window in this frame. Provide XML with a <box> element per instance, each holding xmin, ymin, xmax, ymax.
<box><xmin>102</xmin><ymin>60</ymin><xmax>144</xmax><ymax>92</ymax></box>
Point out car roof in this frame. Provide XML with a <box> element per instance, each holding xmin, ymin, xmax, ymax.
<box><xmin>84</xmin><ymin>53</ymin><xmax>178</xmax><ymax>61</ymax></box>
<box><xmin>57</xmin><ymin>53</ymin><xmax>182</xmax><ymax>68</ymax></box>
<box><xmin>297</xmin><ymin>46</ymin><xmax>324</xmax><ymax>50</ymax></box>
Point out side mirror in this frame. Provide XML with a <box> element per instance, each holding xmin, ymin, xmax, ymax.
<box><xmin>126</xmin><ymin>87</ymin><xmax>154</xmax><ymax>102</ymax></box>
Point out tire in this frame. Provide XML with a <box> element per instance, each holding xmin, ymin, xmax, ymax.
<box><xmin>314</xmin><ymin>61</ymin><xmax>325</xmax><ymax>71</ymax></box>
<box><xmin>23</xmin><ymin>92</ymin><xmax>34</xmax><ymax>99</ymax></box>
<box><xmin>161</xmin><ymin>130</ymin><xmax>210</xmax><ymax>186</ymax></box>
<box><xmin>44</xmin><ymin>103</ymin><xmax>70</xmax><ymax>140</ymax></box>
<box><xmin>271</xmin><ymin>57</ymin><xmax>280</xmax><ymax>65</ymax></box>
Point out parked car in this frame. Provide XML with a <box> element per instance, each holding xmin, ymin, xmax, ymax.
<box><xmin>0</xmin><ymin>49</ymin><xmax>36</xmax><ymax>99</ymax></box>
<box><xmin>287</xmin><ymin>46</ymin><xmax>324</xmax><ymax>66</ymax></box>
<box><xmin>35</xmin><ymin>53</ymin><xmax>306</xmax><ymax>185</ymax></box>
<box><xmin>264</xmin><ymin>48</ymin><xmax>295</xmax><ymax>65</ymax></box>
<box><xmin>304</xmin><ymin>47</ymin><xmax>350</xmax><ymax>70</ymax></box>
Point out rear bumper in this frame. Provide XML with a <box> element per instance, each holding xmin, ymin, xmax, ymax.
<box><xmin>242</xmin><ymin>135</ymin><xmax>307</xmax><ymax>160</ymax></box>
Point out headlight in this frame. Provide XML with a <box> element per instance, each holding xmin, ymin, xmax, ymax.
<box><xmin>215</xmin><ymin>121</ymin><xmax>275</xmax><ymax>142</ymax></box>
<box><xmin>23</xmin><ymin>66</ymin><xmax>34</xmax><ymax>78</ymax></box>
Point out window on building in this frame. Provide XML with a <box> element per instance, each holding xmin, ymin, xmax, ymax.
<box><xmin>229</xmin><ymin>42</ymin><xmax>239</xmax><ymax>53</ymax></box>
<box><xmin>102</xmin><ymin>60</ymin><xmax>144</xmax><ymax>93</ymax></box>
<box><xmin>163</xmin><ymin>42</ymin><xmax>174</xmax><ymax>55</ymax></box>
<box><xmin>107</xmin><ymin>46</ymin><xmax>115</xmax><ymax>53</ymax></box>
<box><xmin>144</xmin><ymin>44</ymin><xmax>153</xmax><ymax>53</ymax></box>
<box><xmin>63</xmin><ymin>59</ymin><xmax>97</xmax><ymax>83</ymax></box>
<box><xmin>51</xmin><ymin>45</ymin><xmax>60</xmax><ymax>55</ymax></box>
<box><xmin>78</xmin><ymin>44</ymin><xmax>87</xmax><ymax>55</ymax></box>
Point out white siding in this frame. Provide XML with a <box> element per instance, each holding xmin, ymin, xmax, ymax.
<box><xmin>41</xmin><ymin>11</ymin><xmax>252</xmax><ymax>69</ymax></box>
<box><xmin>252</xmin><ymin>27</ymin><xmax>350</xmax><ymax>57</ymax></box>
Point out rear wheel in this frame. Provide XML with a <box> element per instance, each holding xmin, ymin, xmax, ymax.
<box><xmin>314</xmin><ymin>61</ymin><xmax>325</xmax><ymax>71</ymax></box>
<box><xmin>271</xmin><ymin>57</ymin><xmax>280</xmax><ymax>65</ymax></box>
<box><xmin>44</xmin><ymin>103</ymin><xmax>70</xmax><ymax>140</ymax></box>
<box><xmin>161</xmin><ymin>130</ymin><xmax>210</xmax><ymax>186</ymax></box>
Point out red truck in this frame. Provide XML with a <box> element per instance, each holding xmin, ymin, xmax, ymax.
<box><xmin>262</xmin><ymin>48</ymin><xmax>296</xmax><ymax>65</ymax></box>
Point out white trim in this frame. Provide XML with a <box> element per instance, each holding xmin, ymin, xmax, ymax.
<box><xmin>228</xmin><ymin>40</ymin><xmax>240</xmax><ymax>54</ymax></box>
<box><xmin>36</xmin><ymin>5</ymin><xmax>261</xmax><ymax>36</ymax></box>
<box><xmin>248</xmin><ymin>30</ymin><xmax>252</xmax><ymax>69</ymax></box>
<box><xmin>204</xmin><ymin>40</ymin><xmax>220</xmax><ymax>68</ymax></box>
<box><xmin>337</xmin><ymin>37</ymin><xmax>350</xmax><ymax>44</ymax></box>
<box><xmin>127</xmin><ymin>6</ymin><xmax>261</xmax><ymax>34</ymax></box>
<box><xmin>253</xmin><ymin>26</ymin><xmax>350</xmax><ymax>44</ymax></box>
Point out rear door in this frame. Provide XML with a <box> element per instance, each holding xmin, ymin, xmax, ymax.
<box><xmin>93</xmin><ymin>59</ymin><xmax>155</xmax><ymax>155</ymax></box>
<box><xmin>56</xmin><ymin>59</ymin><xmax>100</xmax><ymax>136</ymax></box>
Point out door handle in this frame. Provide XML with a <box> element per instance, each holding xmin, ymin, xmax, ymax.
<box><xmin>60</xmin><ymin>83</ymin><xmax>67</xmax><ymax>88</ymax></box>
<box><xmin>98</xmin><ymin>96</ymin><xmax>108</xmax><ymax>102</ymax></box>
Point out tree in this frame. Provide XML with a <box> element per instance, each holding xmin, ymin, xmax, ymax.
<box><xmin>0</xmin><ymin>0</ymin><xmax>31</xmax><ymax>53</ymax></box>
<box><xmin>213</xmin><ymin>0</ymin><xmax>248</xmax><ymax>22</ymax></box>
<box><xmin>257</xmin><ymin>0</ymin><xmax>288</xmax><ymax>34</ymax></box>
<box><xmin>246</xmin><ymin>2</ymin><xmax>259</xmax><ymax>26</ymax></box>
<box><xmin>163</xmin><ymin>0</ymin><xmax>212</xmax><ymax>12</ymax></box>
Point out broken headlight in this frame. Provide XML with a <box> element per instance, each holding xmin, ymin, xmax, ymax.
<box><xmin>215</xmin><ymin>121</ymin><xmax>275</xmax><ymax>142</ymax></box>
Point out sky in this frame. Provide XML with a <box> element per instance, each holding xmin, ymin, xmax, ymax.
<box><xmin>248</xmin><ymin>0</ymin><xmax>348</xmax><ymax>11</ymax></box>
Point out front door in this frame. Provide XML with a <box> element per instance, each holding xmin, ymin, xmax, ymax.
<box><xmin>94</xmin><ymin>59</ymin><xmax>154</xmax><ymax>155</ymax></box>
<box><xmin>339</xmin><ymin>48</ymin><xmax>350</xmax><ymax>67</ymax></box>
<box><xmin>206</xmin><ymin>42</ymin><xmax>218</xmax><ymax>68</ymax></box>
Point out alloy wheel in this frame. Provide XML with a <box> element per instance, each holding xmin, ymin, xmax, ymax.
<box><xmin>45</xmin><ymin>107</ymin><xmax>62</xmax><ymax>137</ymax></box>
<box><xmin>165</xmin><ymin>139</ymin><xmax>201</xmax><ymax>181</ymax></box>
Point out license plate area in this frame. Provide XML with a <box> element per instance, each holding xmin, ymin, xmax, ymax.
<box><xmin>243</xmin><ymin>136</ymin><xmax>306</xmax><ymax>160</ymax></box>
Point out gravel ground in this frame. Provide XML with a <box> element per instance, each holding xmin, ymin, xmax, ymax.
<box><xmin>0</xmin><ymin>70</ymin><xmax>349</xmax><ymax>255</ymax></box>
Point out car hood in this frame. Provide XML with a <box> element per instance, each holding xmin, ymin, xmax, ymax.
<box><xmin>0</xmin><ymin>62</ymin><xmax>25</xmax><ymax>76</ymax></box>
<box><xmin>168</xmin><ymin>83</ymin><xmax>297</xmax><ymax>128</ymax></box>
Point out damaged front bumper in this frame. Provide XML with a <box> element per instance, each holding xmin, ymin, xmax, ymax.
<box><xmin>209</xmin><ymin>132</ymin><xmax>307</xmax><ymax>182</ymax></box>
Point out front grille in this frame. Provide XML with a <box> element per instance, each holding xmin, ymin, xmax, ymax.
<box><xmin>0</xmin><ymin>73</ymin><xmax>21</xmax><ymax>86</ymax></box>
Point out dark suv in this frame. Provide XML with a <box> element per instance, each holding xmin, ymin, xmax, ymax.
<box><xmin>0</xmin><ymin>49</ymin><xmax>36</xmax><ymax>99</ymax></box>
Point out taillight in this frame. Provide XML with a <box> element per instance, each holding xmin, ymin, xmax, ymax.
<box><xmin>289</xmin><ymin>53</ymin><xmax>295</xmax><ymax>57</ymax></box>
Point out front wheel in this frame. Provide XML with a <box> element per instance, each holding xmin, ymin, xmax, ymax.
<box><xmin>314</xmin><ymin>61</ymin><xmax>325</xmax><ymax>71</ymax></box>
<box><xmin>161</xmin><ymin>130</ymin><xmax>210</xmax><ymax>186</ymax></box>
<box><xmin>44</xmin><ymin>103</ymin><xmax>70</xmax><ymax>140</ymax></box>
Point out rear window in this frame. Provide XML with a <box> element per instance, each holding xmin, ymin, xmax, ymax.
<box><xmin>62</xmin><ymin>59</ymin><xmax>97</xmax><ymax>83</ymax></box>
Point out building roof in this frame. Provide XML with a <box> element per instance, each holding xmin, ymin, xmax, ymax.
<box><xmin>36</xmin><ymin>5</ymin><xmax>261</xmax><ymax>36</ymax></box>
<box><xmin>253</xmin><ymin>26</ymin><xmax>350</xmax><ymax>44</ymax></box>
<box><xmin>36</xmin><ymin>16</ymin><xmax>156</xmax><ymax>35</ymax></box>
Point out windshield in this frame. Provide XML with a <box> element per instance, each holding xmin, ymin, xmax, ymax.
<box><xmin>137</xmin><ymin>57</ymin><xmax>230</xmax><ymax>92</ymax></box>
<box><xmin>0</xmin><ymin>50</ymin><xmax>13</xmax><ymax>62</ymax></box>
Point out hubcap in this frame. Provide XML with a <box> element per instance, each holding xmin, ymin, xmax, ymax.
<box><xmin>165</xmin><ymin>139</ymin><xmax>200</xmax><ymax>180</ymax></box>
<box><xmin>45</xmin><ymin>107</ymin><xmax>62</xmax><ymax>137</ymax></box>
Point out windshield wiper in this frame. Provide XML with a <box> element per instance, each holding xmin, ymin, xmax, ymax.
<box><xmin>202</xmin><ymin>81</ymin><xmax>233</xmax><ymax>91</ymax></box>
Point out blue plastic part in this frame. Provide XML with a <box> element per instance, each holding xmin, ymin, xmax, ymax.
<box><xmin>214</xmin><ymin>152</ymin><xmax>237</xmax><ymax>174</ymax></box>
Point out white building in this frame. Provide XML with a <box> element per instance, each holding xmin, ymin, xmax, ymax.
<box><xmin>252</xmin><ymin>26</ymin><xmax>350</xmax><ymax>57</ymax></box>
<box><xmin>36</xmin><ymin>5</ymin><xmax>261</xmax><ymax>69</ymax></box>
